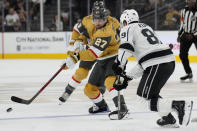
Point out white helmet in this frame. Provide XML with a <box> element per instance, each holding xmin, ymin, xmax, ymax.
<box><xmin>120</xmin><ymin>9</ymin><xmax>139</xmax><ymax>26</ymax></box>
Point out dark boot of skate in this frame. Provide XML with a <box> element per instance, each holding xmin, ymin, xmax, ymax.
<box><xmin>89</xmin><ymin>99</ymin><xmax>110</xmax><ymax>113</ymax></box>
<box><xmin>108</xmin><ymin>95</ymin><xmax>129</xmax><ymax>120</ymax></box>
<box><xmin>108</xmin><ymin>104</ymin><xmax>129</xmax><ymax>120</ymax></box>
<box><xmin>172</xmin><ymin>100</ymin><xmax>193</xmax><ymax>126</ymax></box>
<box><xmin>59</xmin><ymin>84</ymin><xmax>75</xmax><ymax>103</ymax></box>
<box><xmin>172</xmin><ymin>100</ymin><xmax>185</xmax><ymax>125</ymax></box>
<box><xmin>180</xmin><ymin>73</ymin><xmax>193</xmax><ymax>82</ymax></box>
<box><xmin>157</xmin><ymin>113</ymin><xmax>179</xmax><ymax>128</ymax></box>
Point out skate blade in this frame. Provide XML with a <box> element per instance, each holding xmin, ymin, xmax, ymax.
<box><xmin>109</xmin><ymin>111</ymin><xmax>132</xmax><ymax>120</ymax></box>
<box><xmin>89</xmin><ymin>110</ymin><xmax>111</xmax><ymax>115</ymax></box>
<box><xmin>182</xmin><ymin>101</ymin><xmax>193</xmax><ymax>126</ymax></box>
<box><xmin>180</xmin><ymin>79</ymin><xmax>193</xmax><ymax>83</ymax></box>
<box><xmin>58</xmin><ymin>101</ymin><xmax>64</xmax><ymax>105</ymax></box>
<box><xmin>158</xmin><ymin>123</ymin><xmax>179</xmax><ymax>128</ymax></box>
<box><xmin>189</xmin><ymin>79</ymin><xmax>193</xmax><ymax>83</ymax></box>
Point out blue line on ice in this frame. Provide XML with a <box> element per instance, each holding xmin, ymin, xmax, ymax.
<box><xmin>1</xmin><ymin>109</ymin><xmax>196</xmax><ymax>121</ymax></box>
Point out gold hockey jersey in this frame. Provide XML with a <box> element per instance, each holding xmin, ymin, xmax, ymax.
<box><xmin>79</xmin><ymin>20</ymin><xmax>120</xmax><ymax>61</ymax></box>
<box><xmin>76</xmin><ymin>14</ymin><xmax>120</xmax><ymax>46</ymax></box>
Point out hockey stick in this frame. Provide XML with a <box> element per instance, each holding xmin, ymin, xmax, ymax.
<box><xmin>117</xmin><ymin>90</ymin><xmax>121</xmax><ymax>120</ymax></box>
<box><xmin>117</xmin><ymin>75</ymin><xmax>121</xmax><ymax>120</ymax></box>
<box><xmin>11</xmin><ymin>64</ymin><xmax>66</xmax><ymax>105</ymax></box>
<box><xmin>117</xmin><ymin>74</ymin><xmax>132</xmax><ymax>120</ymax></box>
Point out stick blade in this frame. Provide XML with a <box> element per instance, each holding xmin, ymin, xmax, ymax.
<box><xmin>11</xmin><ymin>96</ymin><xmax>30</xmax><ymax>105</ymax></box>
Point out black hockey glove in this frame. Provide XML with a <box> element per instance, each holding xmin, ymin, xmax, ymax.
<box><xmin>113</xmin><ymin>75</ymin><xmax>132</xmax><ymax>91</ymax></box>
<box><xmin>112</xmin><ymin>58</ymin><xmax>125</xmax><ymax>75</ymax></box>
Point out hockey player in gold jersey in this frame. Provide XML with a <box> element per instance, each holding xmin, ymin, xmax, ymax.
<box><xmin>61</xmin><ymin>1</ymin><xmax>129</xmax><ymax>120</ymax></box>
<box><xmin>59</xmin><ymin>1</ymin><xmax>119</xmax><ymax>102</ymax></box>
<box><xmin>59</xmin><ymin>22</ymin><xmax>95</xmax><ymax>103</ymax></box>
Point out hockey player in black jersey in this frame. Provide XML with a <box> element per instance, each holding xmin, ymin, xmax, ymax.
<box><xmin>112</xmin><ymin>9</ymin><xmax>193</xmax><ymax>127</ymax></box>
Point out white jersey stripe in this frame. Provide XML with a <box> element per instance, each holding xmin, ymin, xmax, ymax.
<box><xmin>142</xmin><ymin>66</ymin><xmax>153</xmax><ymax>97</ymax></box>
<box><xmin>146</xmin><ymin>64</ymin><xmax>159</xmax><ymax>99</ymax></box>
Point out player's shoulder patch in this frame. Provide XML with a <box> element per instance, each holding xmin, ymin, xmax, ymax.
<box><xmin>78</xmin><ymin>22</ymin><xmax>90</xmax><ymax>38</ymax></box>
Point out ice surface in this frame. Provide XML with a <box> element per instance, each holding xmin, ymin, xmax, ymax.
<box><xmin>0</xmin><ymin>60</ymin><xmax>197</xmax><ymax>131</ymax></box>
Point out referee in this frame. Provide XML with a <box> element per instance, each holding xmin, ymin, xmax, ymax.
<box><xmin>177</xmin><ymin>0</ymin><xmax>197</xmax><ymax>82</ymax></box>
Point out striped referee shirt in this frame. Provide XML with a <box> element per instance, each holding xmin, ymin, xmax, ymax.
<box><xmin>179</xmin><ymin>6</ymin><xmax>197</xmax><ymax>36</ymax></box>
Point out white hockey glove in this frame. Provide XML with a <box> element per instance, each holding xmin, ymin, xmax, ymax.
<box><xmin>126</xmin><ymin>64</ymin><xmax>144</xmax><ymax>79</ymax></box>
<box><xmin>62</xmin><ymin>51</ymin><xmax>79</xmax><ymax>69</ymax></box>
<box><xmin>74</xmin><ymin>41</ymin><xmax>87</xmax><ymax>52</ymax></box>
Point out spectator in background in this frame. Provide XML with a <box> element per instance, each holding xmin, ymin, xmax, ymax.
<box><xmin>61</xmin><ymin>11</ymin><xmax>69</xmax><ymax>31</ymax></box>
<box><xmin>5</xmin><ymin>8</ymin><xmax>20</xmax><ymax>32</ymax></box>
<box><xmin>50</xmin><ymin>14</ymin><xmax>63</xmax><ymax>31</ymax></box>
<box><xmin>4</xmin><ymin>1</ymin><xmax>10</xmax><ymax>17</ymax></box>
<box><xmin>30</xmin><ymin>0</ymin><xmax>46</xmax><ymax>20</ymax></box>
<box><xmin>162</xmin><ymin>5</ymin><xmax>180</xmax><ymax>30</ymax></box>
<box><xmin>18</xmin><ymin>10</ymin><xmax>26</xmax><ymax>31</ymax></box>
<box><xmin>15</xmin><ymin>1</ymin><xmax>26</xmax><ymax>13</ymax></box>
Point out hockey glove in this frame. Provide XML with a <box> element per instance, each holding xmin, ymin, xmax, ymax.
<box><xmin>74</xmin><ymin>41</ymin><xmax>87</xmax><ymax>52</ymax></box>
<box><xmin>112</xmin><ymin>58</ymin><xmax>125</xmax><ymax>75</ymax></box>
<box><xmin>63</xmin><ymin>51</ymin><xmax>80</xmax><ymax>69</ymax></box>
<box><xmin>113</xmin><ymin>75</ymin><xmax>132</xmax><ymax>91</ymax></box>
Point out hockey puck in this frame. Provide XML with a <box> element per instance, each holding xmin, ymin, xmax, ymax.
<box><xmin>6</xmin><ymin>107</ymin><xmax>13</xmax><ymax>112</ymax></box>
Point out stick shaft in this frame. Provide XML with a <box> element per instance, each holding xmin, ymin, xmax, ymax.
<box><xmin>117</xmin><ymin>75</ymin><xmax>121</xmax><ymax>120</ymax></box>
<box><xmin>30</xmin><ymin>65</ymin><xmax>65</xmax><ymax>101</ymax></box>
<box><xmin>11</xmin><ymin>64</ymin><xmax>65</xmax><ymax>104</ymax></box>
<box><xmin>117</xmin><ymin>90</ymin><xmax>121</xmax><ymax>119</ymax></box>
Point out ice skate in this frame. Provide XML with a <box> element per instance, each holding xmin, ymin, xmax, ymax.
<box><xmin>58</xmin><ymin>92</ymin><xmax>70</xmax><ymax>105</ymax></box>
<box><xmin>89</xmin><ymin>99</ymin><xmax>110</xmax><ymax>114</ymax></box>
<box><xmin>180</xmin><ymin>73</ymin><xmax>193</xmax><ymax>83</ymax></box>
<box><xmin>108</xmin><ymin>104</ymin><xmax>130</xmax><ymax>120</ymax></box>
<box><xmin>157</xmin><ymin>113</ymin><xmax>179</xmax><ymax>128</ymax></box>
<box><xmin>59</xmin><ymin>84</ymin><xmax>75</xmax><ymax>105</ymax></box>
<box><xmin>172</xmin><ymin>100</ymin><xmax>193</xmax><ymax>126</ymax></box>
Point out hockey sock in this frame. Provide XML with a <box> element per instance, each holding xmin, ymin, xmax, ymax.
<box><xmin>157</xmin><ymin>98</ymin><xmax>173</xmax><ymax>116</ymax></box>
<box><xmin>90</xmin><ymin>92</ymin><xmax>103</xmax><ymax>104</ymax></box>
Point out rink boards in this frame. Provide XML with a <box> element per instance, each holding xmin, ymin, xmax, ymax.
<box><xmin>0</xmin><ymin>31</ymin><xmax>196</xmax><ymax>62</ymax></box>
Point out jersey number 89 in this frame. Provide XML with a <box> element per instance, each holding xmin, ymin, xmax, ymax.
<box><xmin>141</xmin><ymin>29</ymin><xmax>159</xmax><ymax>45</ymax></box>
